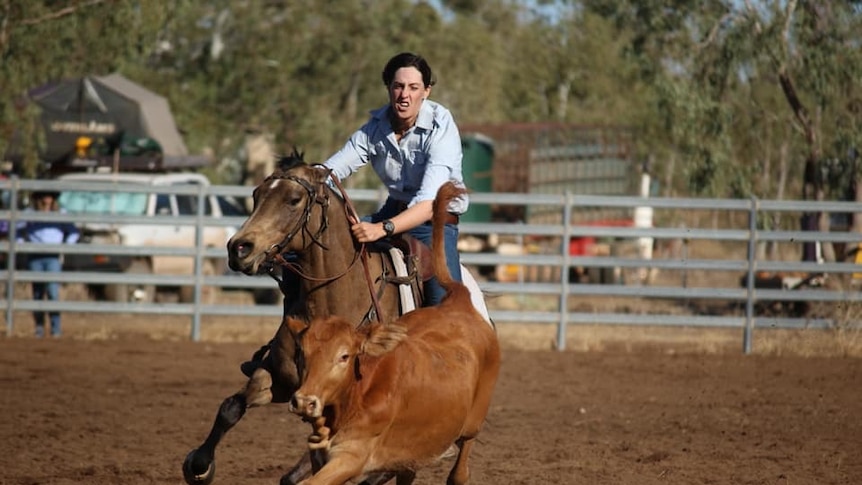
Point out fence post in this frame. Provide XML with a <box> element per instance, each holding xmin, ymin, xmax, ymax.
<box><xmin>189</xmin><ymin>185</ymin><xmax>206</xmax><ymax>342</ymax></box>
<box><xmin>4</xmin><ymin>176</ymin><xmax>20</xmax><ymax>336</ymax></box>
<box><xmin>557</xmin><ymin>192</ymin><xmax>574</xmax><ymax>351</ymax></box>
<box><xmin>743</xmin><ymin>196</ymin><xmax>758</xmax><ymax>354</ymax></box>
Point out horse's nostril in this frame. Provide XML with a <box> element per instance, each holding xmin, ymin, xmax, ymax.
<box><xmin>231</xmin><ymin>240</ymin><xmax>252</xmax><ymax>259</ymax></box>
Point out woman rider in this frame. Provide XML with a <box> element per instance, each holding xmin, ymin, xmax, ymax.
<box><xmin>322</xmin><ymin>51</ymin><xmax>467</xmax><ymax>306</ymax></box>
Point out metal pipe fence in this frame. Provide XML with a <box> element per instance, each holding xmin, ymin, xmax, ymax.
<box><xmin>3</xmin><ymin>177</ymin><xmax>862</xmax><ymax>352</ymax></box>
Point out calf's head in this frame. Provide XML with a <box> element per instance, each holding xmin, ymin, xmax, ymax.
<box><xmin>287</xmin><ymin>316</ymin><xmax>406</xmax><ymax>419</ymax></box>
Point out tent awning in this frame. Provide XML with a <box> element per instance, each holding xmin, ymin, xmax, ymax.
<box><xmin>30</xmin><ymin>73</ymin><xmax>190</xmax><ymax>164</ymax></box>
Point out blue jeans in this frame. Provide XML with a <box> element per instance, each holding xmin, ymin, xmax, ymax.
<box><xmin>368</xmin><ymin>198</ymin><xmax>462</xmax><ymax>306</ymax></box>
<box><xmin>28</xmin><ymin>255</ymin><xmax>62</xmax><ymax>337</ymax></box>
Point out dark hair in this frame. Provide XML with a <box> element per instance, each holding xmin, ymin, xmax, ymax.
<box><xmin>32</xmin><ymin>190</ymin><xmax>59</xmax><ymax>199</ymax></box>
<box><xmin>381</xmin><ymin>52</ymin><xmax>435</xmax><ymax>88</ymax></box>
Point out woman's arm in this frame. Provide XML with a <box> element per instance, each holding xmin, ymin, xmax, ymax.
<box><xmin>350</xmin><ymin>200</ymin><xmax>433</xmax><ymax>243</ymax></box>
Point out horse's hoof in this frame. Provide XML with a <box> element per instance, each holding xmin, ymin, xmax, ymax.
<box><xmin>182</xmin><ymin>448</ymin><xmax>215</xmax><ymax>485</ymax></box>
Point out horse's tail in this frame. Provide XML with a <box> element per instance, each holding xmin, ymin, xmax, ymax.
<box><xmin>431</xmin><ymin>182</ymin><xmax>466</xmax><ymax>293</ymax></box>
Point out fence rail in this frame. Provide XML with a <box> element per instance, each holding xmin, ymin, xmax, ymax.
<box><xmin>3</xmin><ymin>177</ymin><xmax>862</xmax><ymax>352</ymax></box>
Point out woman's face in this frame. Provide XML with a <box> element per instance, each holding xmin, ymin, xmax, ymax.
<box><xmin>387</xmin><ymin>66</ymin><xmax>430</xmax><ymax>127</ymax></box>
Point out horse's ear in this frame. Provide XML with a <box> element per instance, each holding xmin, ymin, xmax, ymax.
<box><xmin>361</xmin><ymin>322</ymin><xmax>407</xmax><ymax>357</ymax></box>
<box><xmin>276</xmin><ymin>149</ymin><xmax>306</xmax><ymax>170</ymax></box>
<box><xmin>285</xmin><ymin>317</ymin><xmax>308</xmax><ymax>338</ymax></box>
<box><xmin>291</xmin><ymin>146</ymin><xmax>305</xmax><ymax>163</ymax></box>
<box><xmin>311</xmin><ymin>163</ymin><xmax>333</xmax><ymax>181</ymax></box>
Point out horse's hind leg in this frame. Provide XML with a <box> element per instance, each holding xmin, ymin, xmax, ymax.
<box><xmin>280</xmin><ymin>451</ymin><xmax>398</xmax><ymax>484</ymax></box>
<box><xmin>395</xmin><ymin>470</ymin><xmax>416</xmax><ymax>485</ymax></box>
<box><xmin>182</xmin><ymin>368</ymin><xmax>275</xmax><ymax>485</ymax></box>
<box><xmin>279</xmin><ymin>451</ymin><xmax>315</xmax><ymax>485</ymax></box>
<box><xmin>358</xmin><ymin>472</ymin><xmax>398</xmax><ymax>485</ymax></box>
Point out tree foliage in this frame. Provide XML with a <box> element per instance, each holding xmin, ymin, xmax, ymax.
<box><xmin>1</xmin><ymin>0</ymin><xmax>859</xmax><ymax>203</ymax></box>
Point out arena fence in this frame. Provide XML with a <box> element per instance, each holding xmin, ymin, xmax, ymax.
<box><xmin>3</xmin><ymin>177</ymin><xmax>862</xmax><ymax>353</ymax></box>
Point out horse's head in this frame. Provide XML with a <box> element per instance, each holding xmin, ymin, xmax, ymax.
<box><xmin>227</xmin><ymin>150</ymin><xmax>334</xmax><ymax>275</ymax></box>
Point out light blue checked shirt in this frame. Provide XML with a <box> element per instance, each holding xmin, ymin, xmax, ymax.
<box><xmin>323</xmin><ymin>99</ymin><xmax>468</xmax><ymax>214</ymax></box>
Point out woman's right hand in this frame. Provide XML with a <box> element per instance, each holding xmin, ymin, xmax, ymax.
<box><xmin>351</xmin><ymin>221</ymin><xmax>387</xmax><ymax>243</ymax></box>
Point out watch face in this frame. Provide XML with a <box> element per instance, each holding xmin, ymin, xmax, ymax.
<box><xmin>384</xmin><ymin>220</ymin><xmax>395</xmax><ymax>236</ymax></box>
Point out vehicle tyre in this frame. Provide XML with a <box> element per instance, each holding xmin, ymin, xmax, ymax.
<box><xmin>105</xmin><ymin>259</ymin><xmax>155</xmax><ymax>303</ymax></box>
<box><xmin>180</xmin><ymin>259</ymin><xmax>219</xmax><ymax>304</ymax></box>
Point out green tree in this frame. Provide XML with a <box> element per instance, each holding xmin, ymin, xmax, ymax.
<box><xmin>1</xmin><ymin>0</ymin><xmax>168</xmax><ymax>176</ymax></box>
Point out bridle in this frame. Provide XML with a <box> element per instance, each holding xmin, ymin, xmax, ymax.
<box><xmin>261</xmin><ymin>172</ymin><xmax>331</xmax><ymax>264</ymax></box>
<box><xmin>259</xmin><ymin>167</ymin><xmax>385</xmax><ymax>323</ymax></box>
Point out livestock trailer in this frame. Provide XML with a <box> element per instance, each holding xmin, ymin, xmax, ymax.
<box><xmin>460</xmin><ymin>123</ymin><xmax>645</xmax><ymax>283</ymax></box>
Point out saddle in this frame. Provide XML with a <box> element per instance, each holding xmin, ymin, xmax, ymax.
<box><xmin>370</xmin><ymin>235</ymin><xmax>433</xmax><ymax>281</ymax></box>
<box><xmin>368</xmin><ymin>234</ymin><xmax>432</xmax><ymax>314</ymax></box>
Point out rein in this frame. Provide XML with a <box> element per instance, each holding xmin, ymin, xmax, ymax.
<box><xmin>327</xmin><ymin>173</ymin><xmax>385</xmax><ymax>325</ymax></box>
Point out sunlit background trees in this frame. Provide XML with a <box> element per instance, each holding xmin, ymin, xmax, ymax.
<box><xmin>2</xmin><ymin>0</ymin><xmax>860</xmax><ymax>202</ymax></box>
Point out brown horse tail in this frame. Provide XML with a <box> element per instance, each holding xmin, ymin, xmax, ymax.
<box><xmin>431</xmin><ymin>181</ymin><xmax>466</xmax><ymax>293</ymax></box>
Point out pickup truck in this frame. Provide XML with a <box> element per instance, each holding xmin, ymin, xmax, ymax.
<box><xmin>56</xmin><ymin>172</ymin><xmax>279</xmax><ymax>304</ymax></box>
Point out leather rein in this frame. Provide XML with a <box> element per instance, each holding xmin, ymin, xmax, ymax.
<box><xmin>261</xmin><ymin>169</ymin><xmax>385</xmax><ymax>324</ymax></box>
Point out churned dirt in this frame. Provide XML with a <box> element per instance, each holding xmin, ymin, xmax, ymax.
<box><xmin>0</xmin><ymin>311</ymin><xmax>860</xmax><ymax>485</ymax></box>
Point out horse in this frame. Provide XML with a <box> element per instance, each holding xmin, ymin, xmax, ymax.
<box><xmin>183</xmin><ymin>151</ymin><xmax>434</xmax><ymax>485</ymax></box>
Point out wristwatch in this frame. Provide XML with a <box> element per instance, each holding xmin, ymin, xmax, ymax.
<box><xmin>382</xmin><ymin>219</ymin><xmax>395</xmax><ymax>237</ymax></box>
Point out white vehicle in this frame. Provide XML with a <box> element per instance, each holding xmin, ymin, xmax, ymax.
<box><xmin>57</xmin><ymin>172</ymin><xmax>271</xmax><ymax>303</ymax></box>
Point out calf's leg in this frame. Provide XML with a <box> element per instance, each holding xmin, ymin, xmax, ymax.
<box><xmin>447</xmin><ymin>438</ymin><xmax>474</xmax><ymax>485</ymax></box>
<box><xmin>298</xmin><ymin>443</ymin><xmax>371</xmax><ymax>485</ymax></box>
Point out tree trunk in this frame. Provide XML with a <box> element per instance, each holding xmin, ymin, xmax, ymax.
<box><xmin>849</xmin><ymin>158</ymin><xmax>862</xmax><ymax>263</ymax></box>
<box><xmin>767</xmin><ymin>141</ymin><xmax>790</xmax><ymax>262</ymax></box>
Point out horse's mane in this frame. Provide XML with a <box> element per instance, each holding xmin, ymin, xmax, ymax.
<box><xmin>268</xmin><ymin>148</ymin><xmax>336</xmax><ymax>201</ymax></box>
<box><xmin>274</xmin><ymin>148</ymin><xmax>306</xmax><ymax>175</ymax></box>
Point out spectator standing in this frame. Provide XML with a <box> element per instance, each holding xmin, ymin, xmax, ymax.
<box><xmin>20</xmin><ymin>191</ymin><xmax>79</xmax><ymax>338</ymax></box>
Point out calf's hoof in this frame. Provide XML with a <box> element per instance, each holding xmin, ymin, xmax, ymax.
<box><xmin>182</xmin><ymin>448</ymin><xmax>215</xmax><ymax>485</ymax></box>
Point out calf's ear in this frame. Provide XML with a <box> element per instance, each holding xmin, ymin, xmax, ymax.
<box><xmin>361</xmin><ymin>322</ymin><xmax>407</xmax><ymax>357</ymax></box>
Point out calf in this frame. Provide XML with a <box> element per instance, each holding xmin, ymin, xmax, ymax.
<box><xmin>286</xmin><ymin>182</ymin><xmax>501</xmax><ymax>484</ymax></box>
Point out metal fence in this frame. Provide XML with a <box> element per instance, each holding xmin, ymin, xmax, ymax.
<box><xmin>3</xmin><ymin>177</ymin><xmax>862</xmax><ymax>352</ymax></box>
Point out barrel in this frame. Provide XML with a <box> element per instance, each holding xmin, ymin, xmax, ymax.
<box><xmin>460</xmin><ymin>133</ymin><xmax>494</xmax><ymax>223</ymax></box>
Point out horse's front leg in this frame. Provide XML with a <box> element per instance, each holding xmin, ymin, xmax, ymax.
<box><xmin>182</xmin><ymin>367</ymin><xmax>274</xmax><ymax>485</ymax></box>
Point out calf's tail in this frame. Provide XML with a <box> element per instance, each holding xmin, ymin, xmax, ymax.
<box><xmin>431</xmin><ymin>182</ymin><xmax>466</xmax><ymax>293</ymax></box>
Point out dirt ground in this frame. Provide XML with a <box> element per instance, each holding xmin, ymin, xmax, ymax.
<box><xmin>1</xmin><ymin>311</ymin><xmax>861</xmax><ymax>485</ymax></box>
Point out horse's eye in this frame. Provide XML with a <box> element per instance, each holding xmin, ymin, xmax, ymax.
<box><xmin>339</xmin><ymin>353</ymin><xmax>350</xmax><ymax>363</ymax></box>
<box><xmin>288</xmin><ymin>196</ymin><xmax>302</xmax><ymax>206</ymax></box>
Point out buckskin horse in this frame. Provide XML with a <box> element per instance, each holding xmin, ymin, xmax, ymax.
<box><xmin>182</xmin><ymin>151</ymin><xmax>488</xmax><ymax>485</ymax></box>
